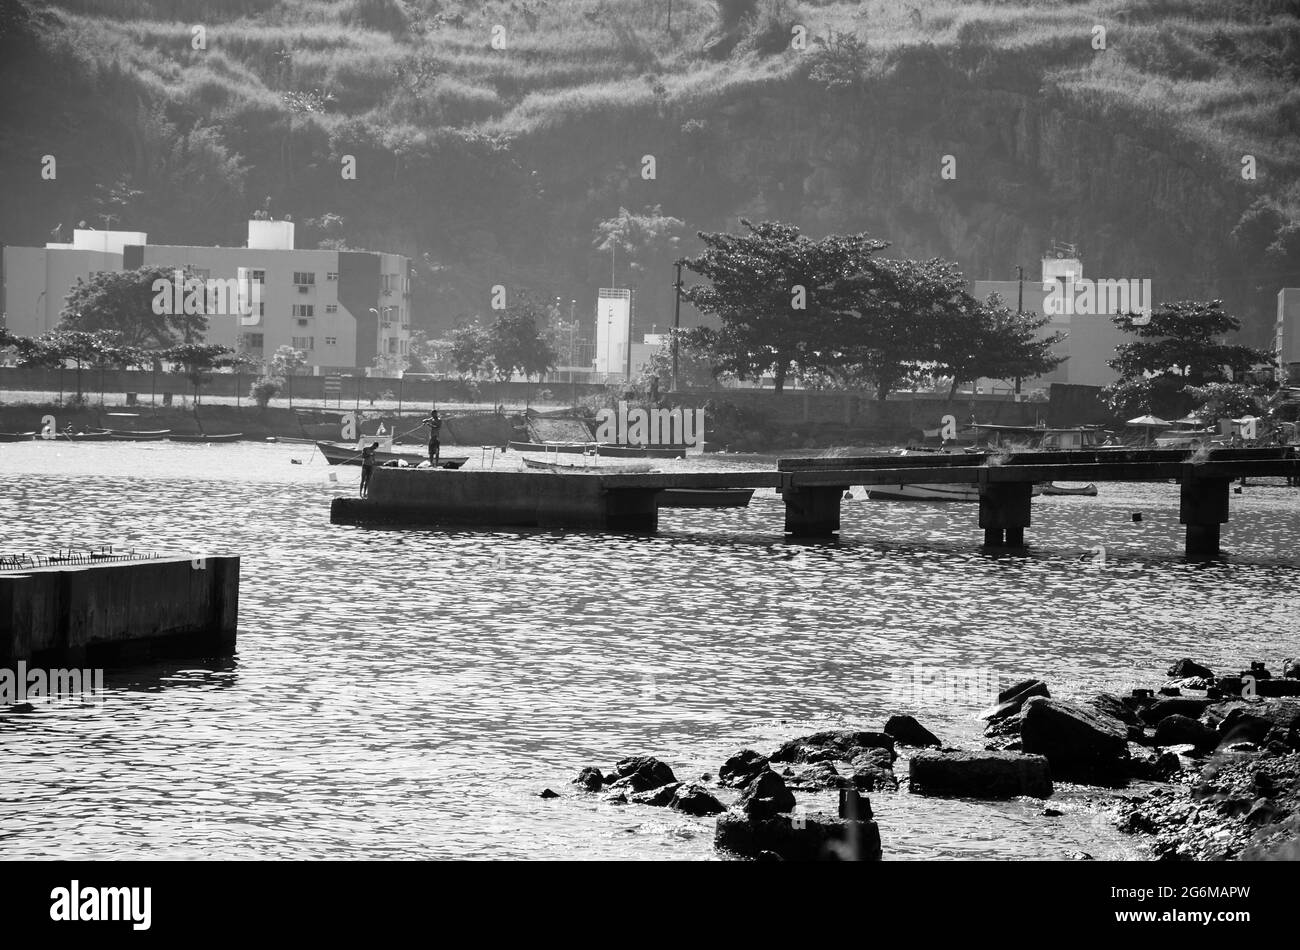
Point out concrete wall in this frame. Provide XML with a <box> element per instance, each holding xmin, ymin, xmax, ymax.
<box><xmin>0</xmin><ymin>555</ymin><xmax>239</xmax><ymax>664</ymax></box>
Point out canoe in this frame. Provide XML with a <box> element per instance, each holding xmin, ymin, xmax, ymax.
<box><xmin>660</xmin><ymin>488</ymin><xmax>755</xmax><ymax>509</ymax></box>
<box><xmin>508</xmin><ymin>440</ymin><xmax>687</xmax><ymax>459</ymax></box>
<box><xmin>315</xmin><ymin>441</ymin><xmax>467</xmax><ymax>469</ymax></box>
<box><xmin>0</xmin><ymin>432</ymin><xmax>35</xmax><ymax>442</ymax></box>
<box><xmin>169</xmin><ymin>433</ymin><xmax>244</xmax><ymax>444</ymax></box>
<box><xmin>1038</xmin><ymin>482</ymin><xmax>1098</xmax><ymax>497</ymax></box>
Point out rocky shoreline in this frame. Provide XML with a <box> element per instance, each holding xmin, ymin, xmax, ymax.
<box><xmin>555</xmin><ymin>658</ymin><xmax>1300</xmax><ymax>861</ymax></box>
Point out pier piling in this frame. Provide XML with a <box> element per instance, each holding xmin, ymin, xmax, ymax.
<box><xmin>978</xmin><ymin>482</ymin><xmax>1033</xmax><ymax>548</ymax></box>
<box><xmin>1179</xmin><ymin>476</ymin><xmax>1230</xmax><ymax>557</ymax></box>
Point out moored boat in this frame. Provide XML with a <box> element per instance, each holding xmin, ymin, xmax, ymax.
<box><xmin>107</xmin><ymin>429</ymin><xmax>171</xmax><ymax>441</ymax></box>
<box><xmin>520</xmin><ymin>456</ymin><xmax>654</xmax><ymax>474</ymax></box>
<box><xmin>507</xmin><ymin>440</ymin><xmax>686</xmax><ymax>459</ymax></box>
<box><xmin>316</xmin><ymin>441</ymin><xmax>467</xmax><ymax>469</ymax></box>
<box><xmin>168</xmin><ymin>432</ymin><xmax>244</xmax><ymax>444</ymax></box>
<box><xmin>660</xmin><ymin>488</ymin><xmax>755</xmax><ymax>508</ymax></box>
<box><xmin>1038</xmin><ymin>482</ymin><xmax>1098</xmax><ymax>497</ymax></box>
<box><xmin>0</xmin><ymin>431</ymin><xmax>35</xmax><ymax>442</ymax></box>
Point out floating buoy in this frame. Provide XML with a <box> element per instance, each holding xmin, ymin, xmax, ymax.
<box><xmin>291</xmin><ymin>459</ymin><xmax>302</xmax><ymax>465</ymax></box>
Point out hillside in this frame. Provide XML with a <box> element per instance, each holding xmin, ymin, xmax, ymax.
<box><xmin>1</xmin><ymin>0</ymin><xmax>1298</xmax><ymax>344</ymax></box>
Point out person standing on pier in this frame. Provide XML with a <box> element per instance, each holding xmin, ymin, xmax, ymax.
<box><xmin>359</xmin><ymin>441</ymin><xmax>379</xmax><ymax>496</ymax></box>
<box><xmin>422</xmin><ymin>409</ymin><xmax>442</xmax><ymax>466</ymax></box>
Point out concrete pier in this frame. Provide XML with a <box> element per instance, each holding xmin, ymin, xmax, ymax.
<box><xmin>0</xmin><ymin>555</ymin><xmax>239</xmax><ymax>665</ymax></box>
<box><xmin>1179</xmin><ymin>476</ymin><xmax>1230</xmax><ymax>557</ymax></box>
<box><xmin>979</xmin><ymin>482</ymin><xmax>1033</xmax><ymax>548</ymax></box>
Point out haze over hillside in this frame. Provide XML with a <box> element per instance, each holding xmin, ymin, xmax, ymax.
<box><xmin>1</xmin><ymin>0</ymin><xmax>1297</xmax><ymax>344</ymax></box>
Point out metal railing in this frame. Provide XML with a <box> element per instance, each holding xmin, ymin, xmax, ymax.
<box><xmin>0</xmin><ymin>545</ymin><xmax>159</xmax><ymax>571</ymax></box>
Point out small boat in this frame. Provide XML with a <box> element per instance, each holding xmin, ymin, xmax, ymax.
<box><xmin>507</xmin><ymin>440</ymin><xmax>686</xmax><ymax>459</ymax></box>
<box><xmin>107</xmin><ymin>429</ymin><xmax>171</xmax><ymax>441</ymax></box>
<box><xmin>867</xmin><ymin>483</ymin><xmax>1045</xmax><ymax>502</ymax></box>
<box><xmin>521</xmin><ymin>456</ymin><xmax>654</xmax><ymax>474</ymax></box>
<box><xmin>58</xmin><ymin>430</ymin><xmax>115</xmax><ymax>442</ymax></box>
<box><xmin>660</xmin><ymin>488</ymin><xmax>755</xmax><ymax>509</ymax></box>
<box><xmin>168</xmin><ymin>433</ymin><xmax>244</xmax><ymax>444</ymax></box>
<box><xmin>0</xmin><ymin>432</ymin><xmax>35</xmax><ymax>442</ymax></box>
<box><xmin>1038</xmin><ymin>482</ymin><xmax>1098</xmax><ymax>497</ymax></box>
<box><xmin>316</xmin><ymin>441</ymin><xmax>467</xmax><ymax>469</ymax></box>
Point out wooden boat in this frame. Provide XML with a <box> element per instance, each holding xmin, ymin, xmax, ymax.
<box><xmin>169</xmin><ymin>433</ymin><xmax>244</xmax><ymax>444</ymax></box>
<box><xmin>868</xmin><ymin>483</ymin><xmax>1045</xmax><ymax>502</ymax></box>
<box><xmin>316</xmin><ymin>441</ymin><xmax>467</xmax><ymax>469</ymax></box>
<box><xmin>0</xmin><ymin>432</ymin><xmax>35</xmax><ymax>442</ymax></box>
<box><xmin>521</xmin><ymin>456</ymin><xmax>654</xmax><ymax>474</ymax></box>
<box><xmin>58</xmin><ymin>430</ymin><xmax>115</xmax><ymax>442</ymax></box>
<box><xmin>107</xmin><ymin>429</ymin><xmax>171</xmax><ymax>441</ymax></box>
<box><xmin>660</xmin><ymin>488</ymin><xmax>755</xmax><ymax>509</ymax></box>
<box><xmin>508</xmin><ymin>440</ymin><xmax>687</xmax><ymax>459</ymax></box>
<box><xmin>1038</xmin><ymin>482</ymin><xmax>1098</xmax><ymax>497</ymax></box>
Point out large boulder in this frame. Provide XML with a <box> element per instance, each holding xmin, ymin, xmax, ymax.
<box><xmin>848</xmin><ymin>748</ymin><xmax>900</xmax><ymax>791</ymax></box>
<box><xmin>609</xmin><ymin>756</ymin><xmax>677</xmax><ymax>792</ymax></box>
<box><xmin>1140</xmin><ymin>697</ymin><xmax>1212</xmax><ymax>725</ymax></box>
<box><xmin>669</xmin><ymin>783</ymin><xmax>726</xmax><ymax>816</ymax></box>
<box><xmin>1283</xmin><ymin>658</ymin><xmax>1300</xmax><ymax>679</ymax></box>
<box><xmin>714</xmin><ymin>810</ymin><xmax>882</xmax><ymax>861</ymax></box>
<box><xmin>573</xmin><ymin>766</ymin><xmax>605</xmax><ymax>792</ymax></box>
<box><xmin>908</xmin><ymin>749</ymin><xmax>1053</xmax><ymax>799</ymax></box>
<box><xmin>1168</xmin><ymin>658</ymin><xmax>1215</xmax><ymax>679</ymax></box>
<box><xmin>630</xmin><ymin>782</ymin><xmax>682</xmax><ymax>807</ymax></box>
<box><xmin>1207</xmin><ymin>698</ymin><xmax>1300</xmax><ymax>747</ymax></box>
<box><xmin>983</xmin><ymin>678</ymin><xmax>1050</xmax><ymax>721</ymax></box>
<box><xmin>1089</xmin><ymin>693</ymin><xmax>1143</xmax><ymax>728</ymax></box>
<box><xmin>1153</xmin><ymin>714</ymin><xmax>1216</xmax><ymax>750</ymax></box>
<box><xmin>883</xmin><ymin>714</ymin><xmax>941</xmax><ymax>747</ymax></box>
<box><xmin>737</xmin><ymin>769</ymin><xmax>796</xmax><ymax>819</ymax></box>
<box><xmin>718</xmin><ymin>749</ymin><xmax>769</xmax><ymax>788</ymax></box>
<box><xmin>770</xmin><ymin>730</ymin><xmax>895</xmax><ymax>764</ymax></box>
<box><xmin>1020</xmin><ymin>696</ymin><xmax>1130</xmax><ymax>784</ymax></box>
<box><xmin>1257</xmin><ymin>679</ymin><xmax>1300</xmax><ymax>698</ymax></box>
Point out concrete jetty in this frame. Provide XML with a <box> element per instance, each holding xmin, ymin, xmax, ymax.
<box><xmin>330</xmin><ymin>447</ymin><xmax>1300</xmax><ymax>557</ymax></box>
<box><xmin>0</xmin><ymin>554</ymin><xmax>239</xmax><ymax>665</ymax></box>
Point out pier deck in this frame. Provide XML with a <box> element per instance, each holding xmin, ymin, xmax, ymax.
<box><xmin>329</xmin><ymin>447</ymin><xmax>1300</xmax><ymax>556</ymax></box>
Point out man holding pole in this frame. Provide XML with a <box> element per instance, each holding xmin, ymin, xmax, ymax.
<box><xmin>421</xmin><ymin>409</ymin><xmax>442</xmax><ymax>466</ymax></box>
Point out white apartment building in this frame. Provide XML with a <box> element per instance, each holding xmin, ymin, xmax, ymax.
<box><xmin>2</xmin><ymin>219</ymin><xmax>411</xmax><ymax>374</ymax></box>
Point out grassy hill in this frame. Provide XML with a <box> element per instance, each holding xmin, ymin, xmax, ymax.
<box><xmin>2</xmin><ymin>0</ymin><xmax>1298</xmax><ymax>342</ymax></box>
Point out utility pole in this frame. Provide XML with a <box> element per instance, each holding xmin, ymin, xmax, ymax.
<box><xmin>1014</xmin><ymin>265</ymin><xmax>1024</xmax><ymax>397</ymax></box>
<box><xmin>672</xmin><ymin>260</ymin><xmax>682</xmax><ymax>391</ymax></box>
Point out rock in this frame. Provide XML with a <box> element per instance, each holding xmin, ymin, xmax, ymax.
<box><xmin>1247</xmin><ymin>661</ymin><xmax>1272</xmax><ymax>679</ymax></box>
<box><xmin>604</xmin><ymin>792</ymin><xmax>628</xmax><ymax>805</ymax></box>
<box><xmin>999</xmin><ymin>678</ymin><xmax>1049</xmax><ymax>704</ymax></box>
<box><xmin>770</xmin><ymin>730</ymin><xmax>895</xmax><ymax>765</ymax></box>
<box><xmin>1020</xmin><ymin>696</ymin><xmax>1130</xmax><ymax>784</ymax></box>
<box><xmin>1168</xmin><ymin>658</ymin><xmax>1215</xmax><ymax>679</ymax></box>
<box><xmin>1042</xmin><ymin>808</ymin><xmax>1063</xmax><ymax>817</ymax></box>
<box><xmin>574</xmin><ymin>766</ymin><xmax>605</xmax><ymax>792</ymax></box>
<box><xmin>883</xmin><ymin>714</ymin><xmax>941</xmax><ymax>747</ymax></box>
<box><xmin>848</xmin><ymin>748</ymin><xmax>899</xmax><ymax>791</ymax></box>
<box><xmin>610</xmin><ymin>755</ymin><xmax>677</xmax><ymax>792</ymax></box>
<box><xmin>908</xmin><ymin>749</ymin><xmax>1053</xmax><ymax>799</ymax></box>
<box><xmin>718</xmin><ymin>749</ymin><xmax>769</xmax><ymax>788</ymax></box>
<box><xmin>714</xmin><ymin>810</ymin><xmax>882</xmax><ymax>861</ymax></box>
<box><xmin>539</xmin><ymin>788</ymin><xmax>559</xmax><ymax>799</ymax></box>
<box><xmin>1207</xmin><ymin>698</ymin><xmax>1300</xmax><ymax>744</ymax></box>
<box><xmin>1140</xmin><ymin>697</ymin><xmax>1212</xmax><ymax>725</ymax></box>
<box><xmin>785</xmin><ymin>761</ymin><xmax>844</xmax><ymax>790</ymax></box>
<box><xmin>1128</xmin><ymin>746</ymin><xmax>1181</xmax><ymax>780</ymax></box>
<box><xmin>669</xmin><ymin>783</ymin><xmax>726</xmax><ymax>816</ymax></box>
<box><xmin>1158</xmin><ymin>687</ymin><xmax>1181</xmax><ymax>697</ymax></box>
<box><xmin>1165</xmin><ymin>676</ymin><xmax>1212</xmax><ymax>691</ymax></box>
<box><xmin>1154</xmin><ymin>714</ymin><xmax>1217</xmax><ymax>750</ymax></box>
<box><xmin>984</xmin><ymin>713</ymin><xmax>1023</xmax><ymax>738</ymax></box>
<box><xmin>630</xmin><ymin>782</ymin><xmax>682</xmax><ymax>807</ymax></box>
<box><xmin>983</xmin><ymin>679</ymin><xmax>1049</xmax><ymax>721</ymax></box>
<box><xmin>1283</xmin><ymin>658</ymin><xmax>1300</xmax><ymax>679</ymax></box>
<box><xmin>737</xmin><ymin>770</ymin><xmax>797</xmax><ymax>819</ymax></box>
<box><xmin>1089</xmin><ymin>693</ymin><xmax>1143</xmax><ymax>728</ymax></box>
<box><xmin>838</xmin><ymin>788</ymin><xmax>873</xmax><ymax>820</ymax></box>
<box><xmin>1069</xmin><ymin>851</ymin><xmax>1096</xmax><ymax>860</ymax></box>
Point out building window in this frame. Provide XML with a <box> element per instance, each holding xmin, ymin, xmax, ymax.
<box><xmin>293</xmin><ymin>271</ymin><xmax>315</xmax><ymax>285</ymax></box>
<box><xmin>324</xmin><ymin>336</ymin><xmax>338</xmax><ymax>346</ymax></box>
<box><xmin>250</xmin><ymin>269</ymin><xmax>266</xmax><ymax>284</ymax></box>
<box><xmin>326</xmin><ymin>272</ymin><xmax>338</xmax><ymax>281</ymax></box>
<box><xmin>296</xmin><ymin>318</ymin><xmax>309</xmax><ymax>327</ymax></box>
<box><xmin>292</xmin><ymin>305</ymin><xmax>314</xmax><ymax>317</ymax></box>
<box><xmin>242</xmin><ymin>333</ymin><xmax>264</xmax><ymax>350</ymax></box>
<box><xmin>388</xmin><ymin>338</ymin><xmax>398</xmax><ymax>355</ymax></box>
<box><xmin>325</xmin><ymin>304</ymin><xmax>338</xmax><ymax>314</ymax></box>
<box><xmin>292</xmin><ymin>336</ymin><xmax>315</xmax><ymax>351</ymax></box>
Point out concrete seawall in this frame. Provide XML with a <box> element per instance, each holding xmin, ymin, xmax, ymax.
<box><xmin>0</xmin><ymin>555</ymin><xmax>239</xmax><ymax>665</ymax></box>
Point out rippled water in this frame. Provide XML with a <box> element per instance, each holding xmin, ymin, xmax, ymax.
<box><xmin>2</xmin><ymin>442</ymin><xmax>1298</xmax><ymax>859</ymax></box>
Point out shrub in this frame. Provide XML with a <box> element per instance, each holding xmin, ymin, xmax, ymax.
<box><xmin>250</xmin><ymin>376</ymin><xmax>283</xmax><ymax>408</ymax></box>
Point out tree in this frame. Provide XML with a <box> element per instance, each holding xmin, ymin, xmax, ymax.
<box><xmin>1184</xmin><ymin>381</ymin><xmax>1268</xmax><ymax>421</ymax></box>
<box><xmin>165</xmin><ymin>343</ymin><xmax>235</xmax><ymax>404</ymax></box>
<box><xmin>447</xmin><ymin>322</ymin><xmax>491</xmax><ymax>379</ymax></box>
<box><xmin>14</xmin><ymin>329</ymin><xmax>124</xmax><ymax>402</ymax></box>
<box><xmin>681</xmin><ymin>220</ymin><xmax>887</xmax><ymax>392</ymax></box>
<box><xmin>1104</xmin><ymin>300</ymin><xmax>1269</xmax><ymax>418</ymax></box>
<box><xmin>60</xmin><ymin>266</ymin><xmax>208</xmax><ymax>350</ymax></box>
<box><xmin>270</xmin><ymin>345</ymin><xmax>307</xmax><ymax>377</ymax></box>
<box><xmin>640</xmin><ymin>329</ymin><xmax>723</xmax><ymax>389</ymax></box>
<box><xmin>487</xmin><ymin>294</ymin><xmax>557</xmax><ymax>382</ymax></box>
<box><xmin>593</xmin><ymin>205</ymin><xmax>684</xmax><ymax>320</ymax></box>
<box><xmin>934</xmin><ymin>293</ymin><xmax>1066</xmax><ymax>402</ymax></box>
